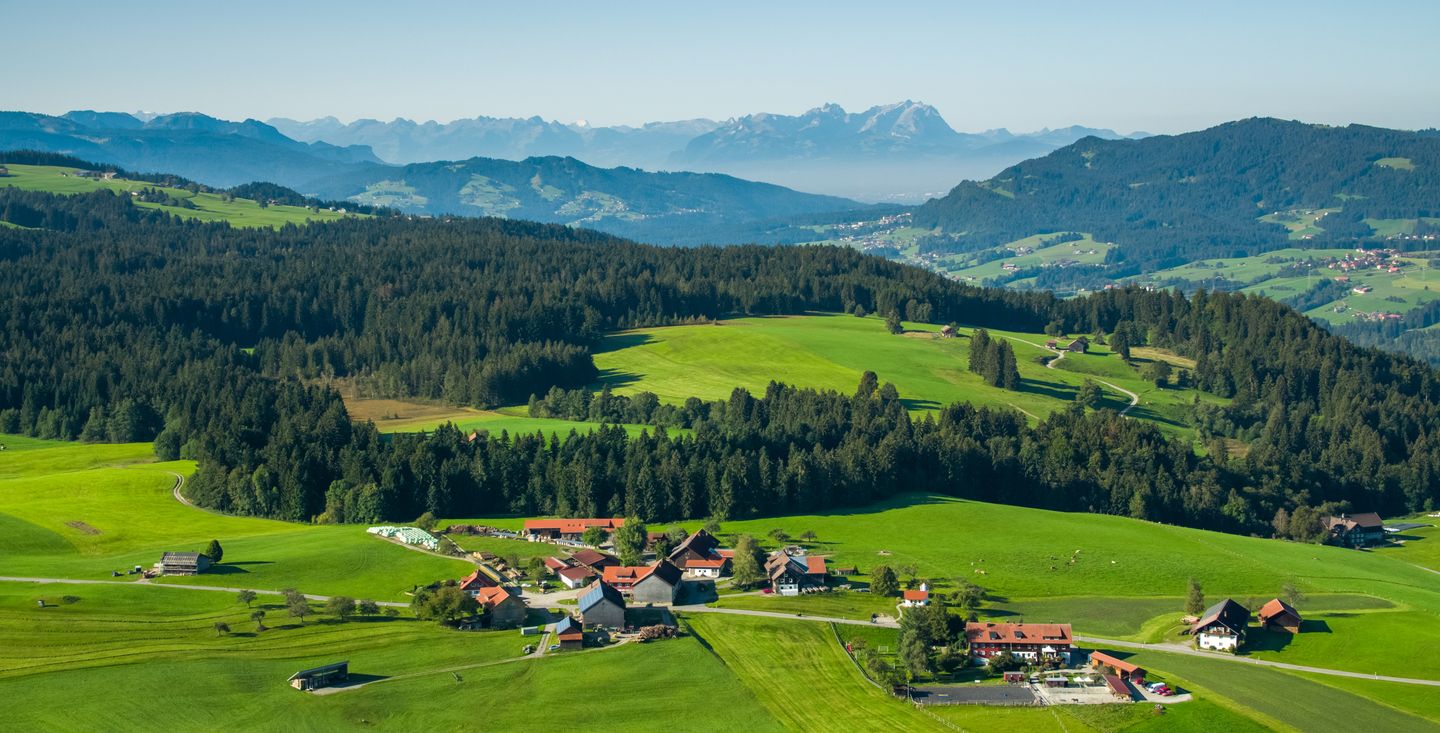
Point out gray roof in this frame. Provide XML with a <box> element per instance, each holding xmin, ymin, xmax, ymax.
<box><xmin>554</xmin><ymin>616</ymin><xmax>578</xmax><ymax>635</ymax></box>
<box><xmin>578</xmin><ymin>580</ymin><xmax>625</xmax><ymax>613</ymax></box>
<box><xmin>287</xmin><ymin>661</ymin><xmax>348</xmax><ymax>681</ymax></box>
<box><xmin>162</xmin><ymin>552</ymin><xmax>201</xmax><ymax>562</ymax></box>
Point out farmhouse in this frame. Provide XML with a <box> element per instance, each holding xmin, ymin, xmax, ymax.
<box><xmin>556</xmin><ymin>565</ymin><xmax>596</xmax><ymax>589</ymax></box>
<box><xmin>765</xmin><ymin>552</ymin><xmax>828</xmax><ymax>596</ymax></box>
<box><xmin>570</xmin><ymin>548</ymin><xmax>620</xmax><ymax>572</ymax></box>
<box><xmin>667</xmin><ymin>529</ymin><xmax>730</xmax><ymax>577</ymax></box>
<box><xmin>601</xmin><ymin>565</ymin><xmax>650</xmax><ymax>593</ymax></box>
<box><xmin>157</xmin><ymin>551</ymin><xmax>211</xmax><ymax>576</ymax></box>
<box><xmin>522</xmin><ymin>518</ymin><xmax>625</xmax><ymax>542</ymax></box>
<box><xmin>578</xmin><ymin>580</ymin><xmax>626</xmax><ymax>628</ymax></box>
<box><xmin>457</xmin><ymin>568</ymin><xmax>499</xmax><ymax>597</ymax></box>
<box><xmin>964</xmin><ymin>622</ymin><xmax>1074</xmax><ymax>665</ymax></box>
<box><xmin>1065</xmin><ymin>336</ymin><xmax>1089</xmax><ymax>353</ymax></box>
<box><xmin>474</xmin><ymin>586</ymin><xmax>527</xmax><ymax>629</ymax></box>
<box><xmin>940</xmin><ymin>325</ymin><xmax>957</xmax><ymax>338</ymax></box>
<box><xmin>1322</xmin><ymin>512</ymin><xmax>1385</xmax><ymax>547</ymax></box>
<box><xmin>630</xmin><ymin>560</ymin><xmax>684</xmax><ymax>604</ymax></box>
<box><xmin>288</xmin><ymin>661</ymin><xmax>348</xmax><ymax>691</ymax></box>
<box><xmin>901</xmin><ymin>583</ymin><xmax>931</xmax><ymax>607</ymax></box>
<box><xmin>1089</xmin><ymin>651</ymin><xmax>1146</xmax><ymax>683</ymax></box>
<box><xmin>1191</xmin><ymin>599</ymin><xmax>1249</xmax><ymax>652</ymax></box>
<box><xmin>554</xmin><ymin>615</ymin><xmax>584</xmax><ymax>650</ymax></box>
<box><xmin>1258</xmin><ymin>598</ymin><xmax>1303</xmax><ymax>634</ymax></box>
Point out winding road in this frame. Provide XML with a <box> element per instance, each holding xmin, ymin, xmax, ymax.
<box><xmin>1005</xmin><ymin>336</ymin><xmax>1140</xmax><ymax>417</ymax></box>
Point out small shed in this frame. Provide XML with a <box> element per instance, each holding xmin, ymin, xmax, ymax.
<box><xmin>1101</xmin><ymin>673</ymin><xmax>1133</xmax><ymax>700</ymax></box>
<box><xmin>288</xmin><ymin>661</ymin><xmax>348</xmax><ymax>691</ymax></box>
<box><xmin>1089</xmin><ymin>650</ymin><xmax>1146</xmax><ymax>682</ymax></box>
<box><xmin>555</xmin><ymin>616</ymin><xmax>584</xmax><ymax>650</ymax></box>
<box><xmin>940</xmin><ymin>325</ymin><xmax>957</xmax><ymax>338</ymax></box>
<box><xmin>1003</xmin><ymin>671</ymin><xmax>1026</xmax><ymax>684</ymax></box>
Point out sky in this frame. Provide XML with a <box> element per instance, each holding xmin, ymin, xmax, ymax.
<box><xmin>5</xmin><ymin>0</ymin><xmax>1439</xmax><ymax>134</ymax></box>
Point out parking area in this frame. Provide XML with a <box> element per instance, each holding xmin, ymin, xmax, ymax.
<box><xmin>909</xmin><ymin>684</ymin><xmax>1040</xmax><ymax>706</ymax></box>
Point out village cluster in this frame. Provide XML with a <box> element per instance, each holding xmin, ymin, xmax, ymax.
<box><xmin>150</xmin><ymin>508</ymin><xmax>1402</xmax><ymax>699</ymax></box>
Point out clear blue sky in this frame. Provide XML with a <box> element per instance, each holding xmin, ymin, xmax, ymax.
<box><xmin>6</xmin><ymin>0</ymin><xmax>1438</xmax><ymax>133</ymax></box>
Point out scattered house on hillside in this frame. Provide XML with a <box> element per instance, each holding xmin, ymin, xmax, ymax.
<box><xmin>667</xmin><ymin>529</ymin><xmax>730</xmax><ymax>577</ymax></box>
<box><xmin>158</xmin><ymin>551</ymin><xmax>211</xmax><ymax>576</ymax></box>
<box><xmin>458</xmin><ymin>568</ymin><xmax>500</xmax><ymax>597</ymax></box>
<box><xmin>1258</xmin><ymin>598</ymin><xmax>1303</xmax><ymax>634</ymax></box>
<box><xmin>288</xmin><ymin>661</ymin><xmax>348</xmax><ymax>691</ymax></box>
<box><xmin>1353</xmin><ymin>285</ymin><xmax>1374</xmax><ymax>294</ymax></box>
<box><xmin>554</xmin><ymin>615</ymin><xmax>584</xmax><ymax>650</ymax></box>
<box><xmin>964</xmin><ymin>622</ymin><xmax>1074</xmax><ymax>665</ymax></box>
<box><xmin>0</xmin><ymin>165</ymin><xmax>9</xmax><ymax>176</ymax></box>
<box><xmin>901</xmin><ymin>584</ymin><xmax>931</xmax><ymax>607</ymax></box>
<box><xmin>940</xmin><ymin>325</ymin><xmax>957</xmax><ymax>338</ymax></box>
<box><xmin>1323</xmin><ymin>512</ymin><xmax>1385</xmax><ymax>548</ymax></box>
<box><xmin>765</xmin><ymin>552</ymin><xmax>828</xmax><ymax>596</ymax></box>
<box><xmin>570</xmin><ymin>548</ymin><xmax>620</xmax><ymax>573</ymax></box>
<box><xmin>1065</xmin><ymin>336</ymin><xmax>1090</xmax><ymax>353</ymax></box>
<box><xmin>578</xmin><ymin>580</ymin><xmax>626</xmax><ymax>628</ymax></box>
<box><xmin>522</xmin><ymin>518</ymin><xmax>624</xmax><ymax>543</ymax></box>
<box><xmin>1089</xmin><ymin>651</ymin><xmax>1146</xmax><ymax>682</ymax></box>
<box><xmin>475</xmin><ymin>586</ymin><xmax>527</xmax><ymax>629</ymax></box>
<box><xmin>1045</xmin><ymin>339</ymin><xmax>1059</xmax><ymax>349</ymax></box>
<box><xmin>630</xmin><ymin>560</ymin><xmax>684</xmax><ymax>605</ymax></box>
<box><xmin>556</xmin><ymin>565</ymin><xmax>595</xmax><ymax>589</ymax></box>
<box><xmin>1191</xmin><ymin>599</ymin><xmax>1249</xmax><ymax>652</ymax></box>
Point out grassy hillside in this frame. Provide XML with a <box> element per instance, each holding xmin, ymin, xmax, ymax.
<box><xmin>0</xmin><ymin>164</ymin><xmax>364</xmax><ymax>227</ymax></box>
<box><xmin>592</xmin><ymin>313</ymin><xmax>1224</xmax><ymax>439</ymax></box>
<box><xmin>0</xmin><ymin>440</ymin><xmax>469</xmax><ymax>600</ymax></box>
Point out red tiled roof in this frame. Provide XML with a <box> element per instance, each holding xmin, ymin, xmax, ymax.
<box><xmin>1258</xmin><ymin>598</ymin><xmax>1302</xmax><ymax>623</ymax></box>
<box><xmin>804</xmin><ymin>556</ymin><xmax>827</xmax><ymax>575</ymax></box>
<box><xmin>544</xmin><ymin>557</ymin><xmax>571</xmax><ymax>571</ymax></box>
<box><xmin>903</xmin><ymin>589</ymin><xmax>930</xmax><ymax>601</ymax></box>
<box><xmin>557</xmin><ymin>566</ymin><xmax>594</xmax><ymax>581</ymax></box>
<box><xmin>602</xmin><ymin>566</ymin><xmax>651</xmax><ymax>585</ymax></box>
<box><xmin>474</xmin><ymin>586</ymin><xmax>514</xmax><ymax>608</ymax></box>
<box><xmin>571</xmin><ymin>549</ymin><xmax>618</xmax><ymax>568</ymax></box>
<box><xmin>523</xmin><ymin>518</ymin><xmax>625</xmax><ymax>533</ymax></box>
<box><xmin>687</xmin><ymin>557</ymin><xmax>727</xmax><ymax>569</ymax></box>
<box><xmin>458</xmin><ymin>569</ymin><xmax>497</xmax><ymax>590</ymax></box>
<box><xmin>716</xmin><ymin>549</ymin><xmax>735</xmax><ymax>559</ymax></box>
<box><xmin>1089</xmin><ymin>651</ymin><xmax>1143</xmax><ymax>675</ymax></box>
<box><xmin>964</xmin><ymin>622</ymin><xmax>1072</xmax><ymax>645</ymax></box>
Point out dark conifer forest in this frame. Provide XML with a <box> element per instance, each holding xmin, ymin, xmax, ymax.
<box><xmin>5</xmin><ymin>185</ymin><xmax>1440</xmax><ymax>539</ymax></box>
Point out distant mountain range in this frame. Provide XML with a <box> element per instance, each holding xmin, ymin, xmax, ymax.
<box><xmin>271</xmin><ymin>102</ymin><xmax>1146</xmax><ymax>201</ymax></box>
<box><xmin>0</xmin><ymin>110</ymin><xmax>866</xmax><ymax>245</ymax></box>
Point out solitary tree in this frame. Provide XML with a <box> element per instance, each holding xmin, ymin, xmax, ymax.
<box><xmin>1185</xmin><ymin>577</ymin><xmax>1206</xmax><ymax>615</ymax></box>
<box><xmin>885</xmin><ymin>311</ymin><xmax>903</xmax><ymax>335</ymax></box>
<box><xmin>731</xmin><ymin>535</ymin><xmax>765</xmax><ymax>589</ymax></box>
<box><xmin>768</xmin><ymin>528</ymin><xmax>791</xmax><ymax>544</ymax></box>
<box><xmin>288</xmin><ymin>597</ymin><xmax>313</xmax><ymax>624</ymax></box>
<box><xmin>1075</xmin><ymin>380</ymin><xmax>1103</xmax><ymax>409</ymax></box>
<box><xmin>414</xmin><ymin>511</ymin><xmax>437</xmax><ymax>531</ymax></box>
<box><xmin>951</xmin><ymin>580</ymin><xmax>986</xmax><ymax>612</ymax></box>
<box><xmin>702</xmin><ymin>518</ymin><xmax>722</xmax><ymax>535</ymax></box>
<box><xmin>236</xmin><ymin>589</ymin><xmax>257</xmax><ymax>608</ymax></box>
<box><xmin>1142</xmin><ymin>360</ymin><xmax>1173</xmax><ymax>387</ymax></box>
<box><xmin>870</xmin><ymin>565</ymin><xmax>899</xmax><ymax>597</ymax></box>
<box><xmin>213</xmin><ymin>621</ymin><xmax>231</xmax><ymax>637</ymax></box>
<box><xmin>326</xmin><ymin>595</ymin><xmax>356</xmax><ymax>621</ymax></box>
<box><xmin>1281</xmin><ymin>582</ymin><xmax>1305</xmax><ymax>607</ymax></box>
<box><xmin>799</xmin><ymin>530</ymin><xmax>817</xmax><ymax>543</ymax></box>
<box><xmin>251</xmin><ymin>609</ymin><xmax>267</xmax><ymax>632</ymax></box>
<box><xmin>357</xmin><ymin>599</ymin><xmax>381</xmax><ymax>616</ymax></box>
<box><xmin>204</xmin><ymin>539</ymin><xmax>224</xmax><ymax>564</ymax></box>
<box><xmin>527</xmin><ymin>556</ymin><xmax>550</xmax><ymax>581</ymax></box>
<box><xmin>410</xmin><ymin>585</ymin><xmax>479</xmax><ymax>625</ymax></box>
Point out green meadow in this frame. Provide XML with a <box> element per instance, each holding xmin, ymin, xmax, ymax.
<box><xmin>592</xmin><ymin>313</ymin><xmax>1222</xmax><ymax>439</ymax></box>
<box><xmin>0</xmin><ymin>164</ymin><xmax>365</xmax><ymax>228</ymax></box>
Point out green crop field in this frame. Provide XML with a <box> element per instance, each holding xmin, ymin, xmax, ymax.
<box><xmin>0</xmin><ymin>164</ymin><xmax>365</xmax><ymax>228</ymax></box>
<box><xmin>935</xmin><ymin>233</ymin><xmax>1115</xmax><ymax>283</ymax></box>
<box><xmin>592</xmin><ymin>313</ymin><xmax>1223</xmax><ymax>439</ymax></box>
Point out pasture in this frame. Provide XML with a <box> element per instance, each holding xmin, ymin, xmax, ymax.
<box><xmin>591</xmin><ymin>313</ymin><xmax>1220</xmax><ymax>437</ymax></box>
<box><xmin>0</xmin><ymin>164</ymin><xmax>363</xmax><ymax>228</ymax></box>
<box><xmin>341</xmin><ymin>388</ymin><xmax>667</xmax><ymax>438</ymax></box>
<box><xmin>0</xmin><ymin>440</ymin><xmax>470</xmax><ymax>600</ymax></box>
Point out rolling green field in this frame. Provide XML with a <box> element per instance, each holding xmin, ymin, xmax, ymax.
<box><xmin>0</xmin><ymin>440</ymin><xmax>470</xmax><ymax>600</ymax></box>
<box><xmin>5</xmin><ymin>437</ymin><xmax>1440</xmax><ymax>727</ymax></box>
<box><xmin>0</xmin><ymin>164</ymin><xmax>365</xmax><ymax>228</ymax></box>
<box><xmin>592</xmin><ymin>313</ymin><xmax>1223</xmax><ymax>439</ymax></box>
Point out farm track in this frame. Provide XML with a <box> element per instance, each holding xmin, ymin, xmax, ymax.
<box><xmin>1005</xmin><ymin>337</ymin><xmax>1139</xmax><ymax>416</ymax></box>
<box><xmin>0</xmin><ymin>576</ymin><xmax>410</xmax><ymax>607</ymax></box>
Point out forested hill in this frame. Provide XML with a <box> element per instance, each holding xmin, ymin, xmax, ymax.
<box><xmin>912</xmin><ymin>118</ymin><xmax>1440</xmax><ymax>273</ymax></box>
<box><xmin>5</xmin><ymin>185</ymin><xmax>1440</xmax><ymax>540</ymax></box>
<box><xmin>301</xmin><ymin>154</ymin><xmax>865</xmax><ymax>245</ymax></box>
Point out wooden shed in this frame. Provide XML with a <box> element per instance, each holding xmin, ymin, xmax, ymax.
<box><xmin>288</xmin><ymin>661</ymin><xmax>348</xmax><ymax>691</ymax></box>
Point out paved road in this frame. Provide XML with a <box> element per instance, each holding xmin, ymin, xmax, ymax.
<box><xmin>673</xmin><ymin>603</ymin><xmax>899</xmax><ymax>628</ymax></box>
<box><xmin>1077</xmin><ymin>634</ymin><xmax>1440</xmax><ymax>687</ymax></box>
<box><xmin>1006</xmin><ymin>337</ymin><xmax>1140</xmax><ymax>416</ymax></box>
<box><xmin>0</xmin><ymin>575</ymin><xmax>409</xmax><ymax>607</ymax></box>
